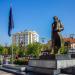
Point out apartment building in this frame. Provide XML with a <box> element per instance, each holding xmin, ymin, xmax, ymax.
<box><xmin>12</xmin><ymin>30</ymin><xmax>39</xmax><ymax>46</ymax></box>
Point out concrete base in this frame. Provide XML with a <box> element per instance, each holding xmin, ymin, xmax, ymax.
<box><xmin>28</xmin><ymin>60</ymin><xmax>56</xmax><ymax>69</ymax></box>
<box><xmin>27</xmin><ymin>54</ymin><xmax>75</xmax><ymax>75</ymax></box>
<box><xmin>27</xmin><ymin>66</ymin><xmax>60</xmax><ymax>75</ymax></box>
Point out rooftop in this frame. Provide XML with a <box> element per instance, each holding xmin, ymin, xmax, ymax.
<box><xmin>64</xmin><ymin>38</ymin><xmax>75</xmax><ymax>43</ymax></box>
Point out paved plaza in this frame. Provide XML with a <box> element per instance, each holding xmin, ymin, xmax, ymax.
<box><xmin>0</xmin><ymin>70</ymin><xmax>14</xmax><ymax>75</ymax></box>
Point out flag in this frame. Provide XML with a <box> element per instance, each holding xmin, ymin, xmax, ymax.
<box><xmin>8</xmin><ymin>6</ymin><xmax>14</xmax><ymax>37</ymax></box>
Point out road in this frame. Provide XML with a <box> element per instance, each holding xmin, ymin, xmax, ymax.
<box><xmin>0</xmin><ymin>70</ymin><xmax>14</xmax><ymax>75</ymax></box>
<box><xmin>0</xmin><ymin>70</ymin><xmax>72</xmax><ymax>75</ymax></box>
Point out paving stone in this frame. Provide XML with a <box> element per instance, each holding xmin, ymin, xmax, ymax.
<box><xmin>0</xmin><ymin>71</ymin><xmax>14</xmax><ymax>75</ymax></box>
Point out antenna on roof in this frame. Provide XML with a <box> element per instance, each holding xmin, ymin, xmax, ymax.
<box><xmin>70</xmin><ymin>34</ymin><xmax>74</xmax><ymax>39</ymax></box>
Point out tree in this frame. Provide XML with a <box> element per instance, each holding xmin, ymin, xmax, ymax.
<box><xmin>59</xmin><ymin>45</ymin><xmax>68</xmax><ymax>54</ymax></box>
<box><xmin>18</xmin><ymin>47</ymin><xmax>26</xmax><ymax>57</ymax></box>
<box><xmin>13</xmin><ymin>46</ymin><xmax>19</xmax><ymax>55</ymax></box>
<box><xmin>8</xmin><ymin>45</ymin><xmax>19</xmax><ymax>57</ymax></box>
<box><xmin>2</xmin><ymin>47</ymin><xmax>8</xmax><ymax>55</ymax></box>
<box><xmin>0</xmin><ymin>45</ymin><xmax>3</xmax><ymax>55</ymax></box>
<box><xmin>26</xmin><ymin>42</ymin><xmax>42</xmax><ymax>57</ymax></box>
<box><xmin>9</xmin><ymin>45</ymin><xmax>26</xmax><ymax>57</ymax></box>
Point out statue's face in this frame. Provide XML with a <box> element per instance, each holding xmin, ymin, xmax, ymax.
<box><xmin>53</xmin><ymin>16</ymin><xmax>58</xmax><ymax>22</ymax></box>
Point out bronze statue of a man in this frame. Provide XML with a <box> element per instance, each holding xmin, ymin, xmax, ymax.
<box><xmin>51</xmin><ymin>16</ymin><xmax>64</xmax><ymax>54</ymax></box>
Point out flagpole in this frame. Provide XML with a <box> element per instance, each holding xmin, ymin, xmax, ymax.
<box><xmin>11</xmin><ymin>35</ymin><xmax>13</xmax><ymax>64</ymax></box>
<box><xmin>10</xmin><ymin>0</ymin><xmax>14</xmax><ymax>65</ymax></box>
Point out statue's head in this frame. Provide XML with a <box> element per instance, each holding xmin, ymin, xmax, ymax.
<box><xmin>53</xmin><ymin>16</ymin><xmax>58</xmax><ymax>22</ymax></box>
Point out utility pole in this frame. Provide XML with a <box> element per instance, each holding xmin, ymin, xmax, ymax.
<box><xmin>70</xmin><ymin>34</ymin><xmax>74</xmax><ymax>39</ymax></box>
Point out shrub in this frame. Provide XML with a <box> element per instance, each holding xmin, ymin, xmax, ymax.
<box><xmin>14</xmin><ymin>58</ymin><xmax>29</xmax><ymax>65</ymax></box>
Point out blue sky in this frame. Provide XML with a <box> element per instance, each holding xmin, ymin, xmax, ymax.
<box><xmin>0</xmin><ymin>0</ymin><xmax>75</xmax><ymax>45</ymax></box>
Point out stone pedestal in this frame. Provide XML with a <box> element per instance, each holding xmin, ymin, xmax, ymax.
<box><xmin>27</xmin><ymin>54</ymin><xmax>75</xmax><ymax>75</ymax></box>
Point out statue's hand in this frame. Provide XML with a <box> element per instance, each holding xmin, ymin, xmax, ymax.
<box><xmin>58</xmin><ymin>29</ymin><xmax>61</xmax><ymax>32</ymax></box>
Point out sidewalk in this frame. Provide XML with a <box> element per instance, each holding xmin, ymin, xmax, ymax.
<box><xmin>0</xmin><ymin>64</ymin><xmax>26</xmax><ymax>75</ymax></box>
<box><xmin>0</xmin><ymin>70</ymin><xmax>14</xmax><ymax>75</ymax></box>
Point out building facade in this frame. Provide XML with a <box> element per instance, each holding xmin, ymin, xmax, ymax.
<box><xmin>12</xmin><ymin>30</ymin><xmax>39</xmax><ymax>47</ymax></box>
<box><xmin>47</xmin><ymin>38</ymin><xmax>75</xmax><ymax>50</ymax></box>
<box><xmin>64</xmin><ymin>38</ymin><xmax>75</xmax><ymax>49</ymax></box>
